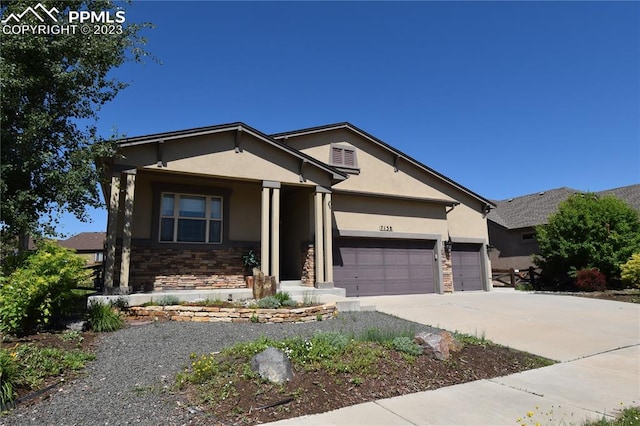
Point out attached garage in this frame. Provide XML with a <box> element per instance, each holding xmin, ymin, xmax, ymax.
<box><xmin>333</xmin><ymin>238</ymin><xmax>437</xmax><ymax>297</ymax></box>
<box><xmin>451</xmin><ymin>243</ymin><xmax>484</xmax><ymax>291</ymax></box>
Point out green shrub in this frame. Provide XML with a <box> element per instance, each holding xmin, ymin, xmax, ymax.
<box><xmin>273</xmin><ymin>291</ymin><xmax>291</xmax><ymax>304</ymax></box>
<box><xmin>256</xmin><ymin>296</ymin><xmax>281</xmax><ymax>309</ymax></box>
<box><xmin>392</xmin><ymin>336</ymin><xmax>423</xmax><ymax>356</ymax></box>
<box><xmin>87</xmin><ymin>301</ymin><xmax>124</xmax><ymax>332</ymax></box>
<box><xmin>0</xmin><ymin>242</ymin><xmax>91</xmax><ymax>335</ymax></box>
<box><xmin>0</xmin><ymin>349</ymin><xmax>18</xmax><ymax>407</ymax></box>
<box><xmin>109</xmin><ymin>297</ymin><xmax>129</xmax><ymax>310</ymax></box>
<box><xmin>155</xmin><ymin>295</ymin><xmax>180</xmax><ymax>306</ymax></box>
<box><xmin>281</xmin><ymin>298</ymin><xmax>298</xmax><ymax>307</ymax></box>
<box><xmin>621</xmin><ymin>253</ymin><xmax>640</xmax><ymax>289</ymax></box>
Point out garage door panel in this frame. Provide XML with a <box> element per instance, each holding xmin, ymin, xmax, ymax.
<box><xmin>452</xmin><ymin>243</ymin><xmax>483</xmax><ymax>291</ymax></box>
<box><xmin>334</xmin><ymin>238</ymin><xmax>435</xmax><ymax>297</ymax></box>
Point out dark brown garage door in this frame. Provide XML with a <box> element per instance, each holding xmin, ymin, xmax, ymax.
<box><xmin>333</xmin><ymin>238</ymin><xmax>436</xmax><ymax>297</ymax></box>
<box><xmin>452</xmin><ymin>243</ymin><xmax>483</xmax><ymax>291</ymax></box>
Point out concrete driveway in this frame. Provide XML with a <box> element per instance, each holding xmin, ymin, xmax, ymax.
<box><xmin>269</xmin><ymin>289</ymin><xmax>640</xmax><ymax>425</ymax></box>
<box><xmin>356</xmin><ymin>289</ymin><xmax>640</xmax><ymax>362</ymax></box>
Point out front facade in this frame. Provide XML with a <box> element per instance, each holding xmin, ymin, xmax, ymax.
<box><xmin>102</xmin><ymin>122</ymin><xmax>495</xmax><ymax>296</ymax></box>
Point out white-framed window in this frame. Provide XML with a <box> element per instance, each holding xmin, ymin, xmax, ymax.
<box><xmin>160</xmin><ymin>193</ymin><xmax>223</xmax><ymax>243</ymax></box>
<box><xmin>94</xmin><ymin>252</ymin><xmax>104</xmax><ymax>263</ymax></box>
<box><xmin>330</xmin><ymin>144</ymin><xmax>358</xmax><ymax>168</ymax></box>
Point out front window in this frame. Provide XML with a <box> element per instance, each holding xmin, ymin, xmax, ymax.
<box><xmin>160</xmin><ymin>193</ymin><xmax>223</xmax><ymax>243</ymax></box>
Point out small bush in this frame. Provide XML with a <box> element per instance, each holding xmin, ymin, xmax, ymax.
<box><xmin>155</xmin><ymin>295</ymin><xmax>180</xmax><ymax>306</ymax></box>
<box><xmin>621</xmin><ymin>253</ymin><xmax>640</xmax><ymax>289</ymax></box>
<box><xmin>0</xmin><ymin>242</ymin><xmax>91</xmax><ymax>335</ymax></box>
<box><xmin>0</xmin><ymin>349</ymin><xmax>17</xmax><ymax>407</ymax></box>
<box><xmin>281</xmin><ymin>298</ymin><xmax>298</xmax><ymax>307</ymax></box>
<box><xmin>109</xmin><ymin>297</ymin><xmax>129</xmax><ymax>310</ymax></box>
<box><xmin>273</xmin><ymin>291</ymin><xmax>291</xmax><ymax>305</ymax></box>
<box><xmin>87</xmin><ymin>301</ymin><xmax>124</xmax><ymax>332</ymax></box>
<box><xmin>256</xmin><ymin>296</ymin><xmax>281</xmax><ymax>309</ymax></box>
<box><xmin>575</xmin><ymin>268</ymin><xmax>607</xmax><ymax>292</ymax></box>
<box><xmin>392</xmin><ymin>336</ymin><xmax>423</xmax><ymax>356</ymax></box>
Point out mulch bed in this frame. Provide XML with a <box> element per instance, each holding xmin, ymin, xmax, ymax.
<box><xmin>177</xmin><ymin>342</ymin><xmax>552</xmax><ymax>425</ymax></box>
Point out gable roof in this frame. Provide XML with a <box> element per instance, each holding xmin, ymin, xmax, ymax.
<box><xmin>58</xmin><ymin>232</ymin><xmax>106</xmax><ymax>251</ymax></box>
<box><xmin>488</xmin><ymin>184</ymin><xmax>640</xmax><ymax>230</ymax></box>
<box><xmin>114</xmin><ymin>122</ymin><xmax>347</xmax><ymax>182</ymax></box>
<box><xmin>271</xmin><ymin>122</ymin><xmax>495</xmax><ymax>209</ymax></box>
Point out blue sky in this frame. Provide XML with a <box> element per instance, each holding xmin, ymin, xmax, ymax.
<box><xmin>60</xmin><ymin>0</ymin><xmax>640</xmax><ymax>236</ymax></box>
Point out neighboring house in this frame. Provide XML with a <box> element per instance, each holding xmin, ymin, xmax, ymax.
<box><xmin>101</xmin><ymin>122</ymin><xmax>495</xmax><ymax>297</ymax></box>
<box><xmin>487</xmin><ymin>184</ymin><xmax>640</xmax><ymax>271</ymax></box>
<box><xmin>58</xmin><ymin>232</ymin><xmax>106</xmax><ymax>265</ymax></box>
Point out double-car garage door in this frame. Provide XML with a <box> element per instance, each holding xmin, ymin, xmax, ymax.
<box><xmin>333</xmin><ymin>238</ymin><xmax>436</xmax><ymax>297</ymax></box>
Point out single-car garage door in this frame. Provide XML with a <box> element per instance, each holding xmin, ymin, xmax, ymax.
<box><xmin>451</xmin><ymin>243</ymin><xmax>483</xmax><ymax>291</ymax></box>
<box><xmin>333</xmin><ymin>238</ymin><xmax>436</xmax><ymax>297</ymax></box>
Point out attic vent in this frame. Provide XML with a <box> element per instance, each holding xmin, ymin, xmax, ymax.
<box><xmin>507</xmin><ymin>198</ymin><xmax>514</xmax><ymax>202</ymax></box>
<box><xmin>330</xmin><ymin>145</ymin><xmax>358</xmax><ymax>169</ymax></box>
<box><xmin>539</xmin><ymin>191</ymin><xmax>546</xmax><ymax>195</ymax></box>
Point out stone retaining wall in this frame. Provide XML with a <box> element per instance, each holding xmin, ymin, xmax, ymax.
<box><xmin>126</xmin><ymin>302</ymin><xmax>337</xmax><ymax>323</ymax></box>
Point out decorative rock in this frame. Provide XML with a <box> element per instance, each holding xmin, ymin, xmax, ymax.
<box><xmin>414</xmin><ymin>331</ymin><xmax>462</xmax><ymax>361</ymax></box>
<box><xmin>64</xmin><ymin>319</ymin><xmax>88</xmax><ymax>332</ymax></box>
<box><xmin>250</xmin><ymin>347</ymin><xmax>293</xmax><ymax>384</ymax></box>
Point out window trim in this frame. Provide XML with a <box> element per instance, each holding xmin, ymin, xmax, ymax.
<box><xmin>151</xmin><ymin>182</ymin><xmax>231</xmax><ymax>248</ymax></box>
<box><xmin>160</xmin><ymin>192</ymin><xmax>223</xmax><ymax>244</ymax></box>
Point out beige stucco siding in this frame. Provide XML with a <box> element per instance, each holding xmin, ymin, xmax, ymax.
<box><xmin>446</xmin><ymin>193</ymin><xmax>489</xmax><ymax>240</ymax></box>
<box><xmin>284</xmin><ymin>129</ymin><xmax>456</xmax><ymax>202</ymax></box>
<box><xmin>332</xmin><ymin>194</ymin><xmax>448</xmax><ymax>236</ymax></box>
<box><xmin>117</xmin><ymin>132</ymin><xmax>331</xmax><ymax>187</ymax></box>
<box><xmin>123</xmin><ymin>171</ymin><xmax>261</xmax><ymax>242</ymax></box>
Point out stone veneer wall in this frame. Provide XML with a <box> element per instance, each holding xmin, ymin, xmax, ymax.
<box><xmin>300</xmin><ymin>243</ymin><xmax>315</xmax><ymax>287</ymax></box>
<box><xmin>128</xmin><ymin>244</ymin><xmax>248</xmax><ymax>292</ymax></box>
<box><xmin>442</xmin><ymin>247</ymin><xmax>453</xmax><ymax>293</ymax></box>
<box><xmin>126</xmin><ymin>303</ymin><xmax>337</xmax><ymax>323</ymax></box>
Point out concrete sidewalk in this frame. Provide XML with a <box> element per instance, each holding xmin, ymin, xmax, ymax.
<box><xmin>267</xmin><ymin>290</ymin><xmax>640</xmax><ymax>425</ymax></box>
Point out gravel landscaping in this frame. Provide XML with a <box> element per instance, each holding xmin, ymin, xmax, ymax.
<box><xmin>1</xmin><ymin>312</ymin><xmax>438</xmax><ymax>426</ymax></box>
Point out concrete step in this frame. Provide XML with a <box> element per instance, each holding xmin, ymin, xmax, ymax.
<box><xmin>279</xmin><ymin>280</ymin><xmax>303</xmax><ymax>287</ymax></box>
<box><xmin>336</xmin><ymin>299</ymin><xmax>362</xmax><ymax>312</ymax></box>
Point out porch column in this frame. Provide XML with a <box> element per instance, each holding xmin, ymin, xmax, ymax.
<box><xmin>261</xmin><ymin>185</ymin><xmax>271</xmax><ymax>276</ymax></box>
<box><xmin>323</xmin><ymin>192</ymin><xmax>333</xmax><ymax>284</ymax></box>
<box><xmin>270</xmin><ymin>184</ymin><xmax>280</xmax><ymax>282</ymax></box>
<box><xmin>314</xmin><ymin>190</ymin><xmax>325</xmax><ymax>284</ymax></box>
<box><xmin>104</xmin><ymin>175</ymin><xmax>121</xmax><ymax>292</ymax></box>
<box><xmin>118</xmin><ymin>171</ymin><xmax>136</xmax><ymax>294</ymax></box>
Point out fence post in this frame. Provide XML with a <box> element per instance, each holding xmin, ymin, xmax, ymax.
<box><xmin>509</xmin><ymin>268</ymin><xmax>516</xmax><ymax>287</ymax></box>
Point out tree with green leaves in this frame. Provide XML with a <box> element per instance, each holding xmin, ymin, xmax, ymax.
<box><xmin>534</xmin><ymin>193</ymin><xmax>640</xmax><ymax>288</ymax></box>
<box><xmin>0</xmin><ymin>0</ymin><xmax>153</xmax><ymax>251</ymax></box>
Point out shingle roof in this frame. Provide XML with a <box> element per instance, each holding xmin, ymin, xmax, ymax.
<box><xmin>58</xmin><ymin>232</ymin><xmax>105</xmax><ymax>251</ymax></box>
<box><xmin>487</xmin><ymin>184</ymin><xmax>640</xmax><ymax>229</ymax></box>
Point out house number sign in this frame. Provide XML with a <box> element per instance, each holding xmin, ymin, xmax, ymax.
<box><xmin>379</xmin><ymin>225</ymin><xmax>393</xmax><ymax>232</ymax></box>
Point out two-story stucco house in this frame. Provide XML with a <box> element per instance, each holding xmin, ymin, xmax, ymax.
<box><xmin>101</xmin><ymin>122</ymin><xmax>495</xmax><ymax>297</ymax></box>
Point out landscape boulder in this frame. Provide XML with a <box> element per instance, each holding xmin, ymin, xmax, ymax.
<box><xmin>414</xmin><ymin>331</ymin><xmax>463</xmax><ymax>361</ymax></box>
<box><xmin>250</xmin><ymin>347</ymin><xmax>294</xmax><ymax>384</ymax></box>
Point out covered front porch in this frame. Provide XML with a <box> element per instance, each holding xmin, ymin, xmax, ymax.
<box><xmin>102</xmin><ymin>169</ymin><xmax>336</xmax><ymax>295</ymax></box>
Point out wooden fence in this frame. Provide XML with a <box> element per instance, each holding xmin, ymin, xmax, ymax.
<box><xmin>492</xmin><ymin>267</ymin><xmax>540</xmax><ymax>287</ymax></box>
